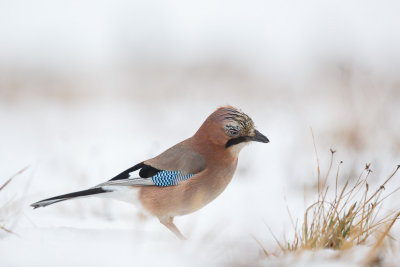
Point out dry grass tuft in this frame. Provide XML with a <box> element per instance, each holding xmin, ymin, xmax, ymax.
<box><xmin>260</xmin><ymin>149</ymin><xmax>400</xmax><ymax>265</ymax></box>
<box><xmin>0</xmin><ymin>166</ymin><xmax>29</xmax><ymax>236</ymax></box>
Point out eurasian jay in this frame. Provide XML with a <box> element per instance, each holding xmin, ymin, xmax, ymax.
<box><xmin>31</xmin><ymin>106</ymin><xmax>269</xmax><ymax>239</ymax></box>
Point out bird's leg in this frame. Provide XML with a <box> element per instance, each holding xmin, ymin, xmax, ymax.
<box><xmin>159</xmin><ymin>216</ymin><xmax>186</xmax><ymax>240</ymax></box>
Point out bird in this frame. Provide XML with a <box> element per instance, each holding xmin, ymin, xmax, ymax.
<box><xmin>31</xmin><ymin>106</ymin><xmax>269</xmax><ymax>239</ymax></box>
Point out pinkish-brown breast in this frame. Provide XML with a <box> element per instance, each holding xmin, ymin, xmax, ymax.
<box><xmin>138</xmin><ymin>158</ymin><xmax>238</xmax><ymax>218</ymax></box>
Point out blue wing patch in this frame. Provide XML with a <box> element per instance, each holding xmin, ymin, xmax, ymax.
<box><xmin>152</xmin><ymin>170</ymin><xmax>194</xmax><ymax>187</ymax></box>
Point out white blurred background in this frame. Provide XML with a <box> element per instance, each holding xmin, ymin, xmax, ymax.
<box><xmin>1</xmin><ymin>1</ymin><xmax>400</xmax><ymax>266</ymax></box>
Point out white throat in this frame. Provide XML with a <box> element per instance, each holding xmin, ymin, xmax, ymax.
<box><xmin>227</xmin><ymin>142</ymin><xmax>248</xmax><ymax>157</ymax></box>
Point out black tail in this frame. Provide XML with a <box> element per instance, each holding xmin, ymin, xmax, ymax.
<box><xmin>31</xmin><ymin>187</ymin><xmax>110</xmax><ymax>209</ymax></box>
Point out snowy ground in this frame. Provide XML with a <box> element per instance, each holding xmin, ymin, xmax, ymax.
<box><xmin>1</xmin><ymin>88</ymin><xmax>399</xmax><ymax>266</ymax></box>
<box><xmin>1</xmin><ymin>1</ymin><xmax>400</xmax><ymax>266</ymax></box>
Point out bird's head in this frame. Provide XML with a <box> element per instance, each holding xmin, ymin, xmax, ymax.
<box><xmin>195</xmin><ymin>106</ymin><xmax>269</xmax><ymax>154</ymax></box>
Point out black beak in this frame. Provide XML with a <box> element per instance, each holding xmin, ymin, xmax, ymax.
<box><xmin>248</xmin><ymin>129</ymin><xmax>269</xmax><ymax>143</ymax></box>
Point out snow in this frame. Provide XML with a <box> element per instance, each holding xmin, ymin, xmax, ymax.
<box><xmin>1</xmin><ymin>1</ymin><xmax>400</xmax><ymax>266</ymax></box>
<box><xmin>1</xmin><ymin>97</ymin><xmax>399</xmax><ymax>266</ymax></box>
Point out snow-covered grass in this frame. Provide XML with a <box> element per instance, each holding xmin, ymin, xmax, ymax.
<box><xmin>0</xmin><ymin>166</ymin><xmax>29</xmax><ymax>237</ymax></box>
<box><xmin>257</xmin><ymin>149</ymin><xmax>400</xmax><ymax>266</ymax></box>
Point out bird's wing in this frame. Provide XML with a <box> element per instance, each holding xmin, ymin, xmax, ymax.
<box><xmin>144</xmin><ymin>141</ymin><xmax>206</xmax><ymax>175</ymax></box>
<box><xmin>100</xmin><ymin>141</ymin><xmax>206</xmax><ymax>187</ymax></box>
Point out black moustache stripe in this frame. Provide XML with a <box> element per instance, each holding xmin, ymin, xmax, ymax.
<box><xmin>225</xmin><ymin>136</ymin><xmax>248</xmax><ymax>148</ymax></box>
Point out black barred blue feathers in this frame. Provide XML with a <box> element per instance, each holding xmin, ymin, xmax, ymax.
<box><xmin>152</xmin><ymin>170</ymin><xmax>194</xmax><ymax>187</ymax></box>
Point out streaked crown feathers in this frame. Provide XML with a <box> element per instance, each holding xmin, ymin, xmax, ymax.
<box><xmin>213</xmin><ymin>106</ymin><xmax>255</xmax><ymax>138</ymax></box>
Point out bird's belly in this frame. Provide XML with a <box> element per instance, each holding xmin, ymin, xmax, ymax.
<box><xmin>138</xmin><ymin>165</ymin><xmax>237</xmax><ymax>217</ymax></box>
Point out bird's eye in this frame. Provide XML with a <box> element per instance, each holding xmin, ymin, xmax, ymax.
<box><xmin>228</xmin><ymin>128</ymin><xmax>239</xmax><ymax>137</ymax></box>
